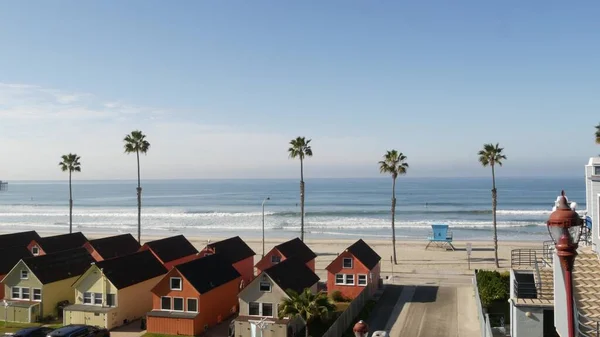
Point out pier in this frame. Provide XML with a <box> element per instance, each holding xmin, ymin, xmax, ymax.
<box><xmin>0</xmin><ymin>180</ymin><xmax>7</xmax><ymax>191</ymax></box>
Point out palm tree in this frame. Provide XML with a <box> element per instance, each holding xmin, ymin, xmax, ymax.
<box><xmin>595</xmin><ymin>123</ymin><xmax>600</xmax><ymax>144</ymax></box>
<box><xmin>378</xmin><ymin>150</ymin><xmax>409</xmax><ymax>265</ymax></box>
<box><xmin>59</xmin><ymin>153</ymin><xmax>81</xmax><ymax>234</ymax></box>
<box><xmin>478</xmin><ymin>143</ymin><xmax>507</xmax><ymax>268</ymax></box>
<box><xmin>278</xmin><ymin>288</ymin><xmax>335</xmax><ymax>337</ymax></box>
<box><xmin>288</xmin><ymin>137</ymin><xmax>313</xmax><ymax>242</ymax></box>
<box><xmin>124</xmin><ymin>130</ymin><xmax>150</xmax><ymax>243</ymax></box>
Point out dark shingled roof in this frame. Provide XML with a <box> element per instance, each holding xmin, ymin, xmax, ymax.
<box><xmin>88</xmin><ymin>234</ymin><xmax>141</xmax><ymax>260</ymax></box>
<box><xmin>0</xmin><ymin>231</ymin><xmax>41</xmax><ymax>249</ymax></box>
<box><xmin>176</xmin><ymin>253</ymin><xmax>241</xmax><ymax>294</ymax></box>
<box><xmin>207</xmin><ymin>236</ymin><xmax>255</xmax><ymax>263</ymax></box>
<box><xmin>347</xmin><ymin>239</ymin><xmax>381</xmax><ymax>270</ymax></box>
<box><xmin>274</xmin><ymin>238</ymin><xmax>316</xmax><ymax>263</ymax></box>
<box><xmin>145</xmin><ymin>235</ymin><xmax>199</xmax><ymax>263</ymax></box>
<box><xmin>95</xmin><ymin>250</ymin><xmax>167</xmax><ymax>289</ymax></box>
<box><xmin>24</xmin><ymin>247</ymin><xmax>95</xmax><ymax>284</ymax></box>
<box><xmin>36</xmin><ymin>232</ymin><xmax>88</xmax><ymax>254</ymax></box>
<box><xmin>0</xmin><ymin>246</ymin><xmax>33</xmax><ymax>275</ymax></box>
<box><xmin>264</xmin><ymin>257</ymin><xmax>319</xmax><ymax>294</ymax></box>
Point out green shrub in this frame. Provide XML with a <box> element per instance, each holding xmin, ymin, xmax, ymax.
<box><xmin>476</xmin><ymin>270</ymin><xmax>510</xmax><ymax>308</ymax></box>
<box><xmin>331</xmin><ymin>290</ymin><xmax>349</xmax><ymax>302</ymax></box>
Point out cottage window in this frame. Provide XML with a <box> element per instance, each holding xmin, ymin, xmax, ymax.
<box><xmin>170</xmin><ymin>277</ymin><xmax>182</xmax><ymax>290</ymax></box>
<box><xmin>173</xmin><ymin>297</ymin><xmax>184</xmax><ymax>311</ymax></box>
<box><xmin>106</xmin><ymin>294</ymin><xmax>116</xmax><ymax>307</ymax></box>
<box><xmin>262</xmin><ymin>303</ymin><xmax>273</xmax><ymax>317</ymax></box>
<box><xmin>343</xmin><ymin>258</ymin><xmax>353</xmax><ymax>269</ymax></box>
<box><xmin>21</xmin><ymin>288</ymin><xmax>30</xmax><ymax>300</ymax></box>
<box><xmin>335</xmin><ymin>274</ymin><xmax>344</xmax><ymax>285</ymax></box>
<box><xmin>94</xmin><ymin>293</ymin><xmax>102</xmax><ymax>305</ymax></box>
<box><xmin>249</xmin><ymin>302</ymin><xmax>260</xmax><ymax>315</ymax></box>
<box><xmin>271</xmin><ymin>255</ymin><xmax>281</xmax><ymax>264</ymax></box>
<box><xmin>187</xmin><ymin>298</ymin><xmax>198</xmax><ymax>312</ymax></box>
<box><xmin>32</xmin><ymin>246</ymin><xmax>39</xmax><ymax>256</ymax></box>
<box><xmin>11</xmin><ymin>287</ymin><xmax>20</xmax><ymax>299</ymax></box>
<box><xmin>83</xmin><ymin>292</ymin><xmax>92</xmax><ymax>304</ymax></box>
<box><xmin>345</xmin><ymin>274</ymin><xmax>354</xmax><ymax>285</ymax></box>
<box><xmin>33</xmin><ymin>288</ymin><xmax>42</xmax><ymax>301</ymax></box>
<box><xmin>161</xmin><ymin>296</ymin><xmax>171</xmax><ymax>310</ymax></box>
<box><xmin>259</xmin><ymin>281</ymin><xmax>271</xmax><ymax>292</ymax></box>
<box><xmin>595</xmin><ymin>166</ymin><xmax>600</xmax><ymax>175</ymax></box>
<box><xmin>358</xmin><ymin>275</ymin><xmax>367</xmax><ymax>286</ymax></box>
<box><xmin>21</xmin><ymin>270</ymin><xmax>29</xmax><ymax>280</ymax></box>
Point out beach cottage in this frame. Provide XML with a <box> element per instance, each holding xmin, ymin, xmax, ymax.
<box><xmin>63</xmin><ymin>250</ymin><xmax>167</xmax><ymax>329</ymax></box>
<box><xmin>255</xmin><ymin>238</ymin><xmax>317</xmax><ymax>274</ymax></box>
<box><xmin>326</xmin><ymin>239</ymin><xmax>381</xmax><ymax>299</ymax></box>
<box><xmin>146</xmin><ymin>254</ymin><xmax>241</xmax><ymax>336</ymax></box>
<box><xmin>200</xmin><ymin>236</ymin><xmax>256</xmax><ymax>287</ymax></box>
<box><xmin>0</xmin><ymin>246</ymin><xmax>33</xmax><ymax>300</ymax></box>
<box><xmin>139</xmin><ymin>235</ymin><xmax>200</xmax><ymax>269</ymax></box>
<box><xmin>0</xmin><ymin>247</ymin><xmax>94</xmax><ymax>322</ymax></box>
<box><xmin>27</xmin><ymin>232</ymin><xmax>88</xmax><ymax>256</ymax></box>
<box><xmin>83</xmin><ymin>234</ymin><xmax>141</xmax><ymax>262</ymax></box>
<box><xmin>0</xmin><ymin>231</ymin><xmax>41</xmax><ymax>251</ymax></box>
<box><xmin>235</xmin><ymin>258</ymin><xmax>319</xmax><ymax>337</ymax></box>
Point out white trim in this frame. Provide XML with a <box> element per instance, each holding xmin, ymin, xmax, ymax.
<box><xmin>173</xmin><ymin>297</ymin><xmax>185</xmax><ymax>312</ymax></box>
<box><xmin>334</xmin><ymin>274</ymin><xmax>345</xmax><ymax>285</ymax></box>
<box><xmin>33</xmin><ymin>288</ymin><xmax>42</xmax><ymax>301</ymax></box>
<box><xmin>160</xmin><ymin>296</ymin><xmax>172</xmax><ymax>310</ymax></box>
<box><xmin>342</xmin><ymin>258</ymin><xmax>353</xmax><ymax>269</ymax></box>
<box><xmin>248</xmin><ymin>302</ymin><xmax>261</xmax><ymax>316</ymax></box>
<box><xmin>186</xmin><ymin>298</ymin><xmax>198</xmax><ymax>313</ymax></box>
<box><xmin>11</xmin><ymin>286</ymin><xmax>21</xmax><ymax>299</ymax></box>
<box><xmin>335</xmin><ymin>274</ymin><xmax>356</xmax><ymax>286</ymax></box>
<box><xmin>259</xmin><ymin>281</ymin><xmax>272</xmax><ymax>292</ymax></box>
<box><xmin>345</xmin><ymin>274</ymin><xmax>355</xmax><ymax>285</ymax></box>
<box><xmin>248</xmin><ymin>302</ymin><xmax>273</xmax><ymax>317</ymax></box>
<box><xmin>83</xmin><ymin>292</ymin><xmax>93</xmax><ymax>304</ymax></box>
<box><xmin>31</xmin><ymin>246</ymin><xmax>39</xmax><ymax>256</ymax></box>
<box><xmin>21</xmin><ymin>270</ymin><xmax>29</xmax><ymax>280</ymax></box>
<box><xmin>21</xmin><ymin>287</ymin><xmax>30</xmax><ymax>300</ymax></box>
<box><xmin>170</xmin><ymin>277</ymin><xmax>182</xmax><ymax>290</ymax></box>
<box><xmin>357</xmin><ymin>274</ymin><xmax>368</xmax><ymax>286</ymax></box>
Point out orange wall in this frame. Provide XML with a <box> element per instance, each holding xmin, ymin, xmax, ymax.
<box><xmin>139</xmin><ymin>245</ymin><xmax>200</xmax><ymax>270</ymax></box>
<box><xmin>326</xmin><ymin>251</ymin><xmax>380</xmax><ymax>299</ymax></box>
<box><xmin>195</xmin><ymin>276</ymin><xmax>241</xmax><ymax>333</ymax></box>
<box><xmin>255</xmin><ymin>248</ymin><xmax>316</xmax><ymax>274</ymax></box>
<box><xmin>27</xmin><ymin>240</ymin><xmax>45</xmax><ymax>256</ymax></box>
<box><xmin>151</xmin><ymin>269</ymin><xmax>200</xmax><ymax>309</ymax></box>
<box><xmin>147</xmin><ymin>316</ymin><xmax>195</xmax><ymax>336</ymax></box>
<box><xmin>233</xmin><ymin>257</ymin><xmax>254</xmax><ymax>287</ymax></box>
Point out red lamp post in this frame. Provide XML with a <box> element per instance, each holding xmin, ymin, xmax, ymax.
<box><xmin>546</xmin><ymin>190</ymin><xmax>583</xmax><ymax>337</ymax></box>
<box><xmin>353</xmin><ymin>320</ymin><xmax>369</xmax><ymax>337</ymax></box>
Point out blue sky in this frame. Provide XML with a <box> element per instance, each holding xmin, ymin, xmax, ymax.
<box><xmin>1</xmin><ymin>1</ymin><xmax>599</xmax><ymax>179</ymax></box>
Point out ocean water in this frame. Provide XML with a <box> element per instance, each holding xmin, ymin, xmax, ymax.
<box><xmin>0</xmin><ymin>177</ymin><xmax>586</xmax><ymax>241</ymax></box>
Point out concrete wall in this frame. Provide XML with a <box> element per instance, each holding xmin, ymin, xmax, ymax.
<box><xmin>553</xmin><ymin>251</ymin><xmax>568</xmax><ymax>337</ymax></box>
<box><xmin>512</xmin><ymin>306</ymin><xmax>544</xmax><ymax>337</ymax></box>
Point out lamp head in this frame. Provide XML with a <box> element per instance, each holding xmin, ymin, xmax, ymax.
<box><xmin>546</xmin><ymin>190</ymin><xmax>583</xmax><ymax>245</ymax></box>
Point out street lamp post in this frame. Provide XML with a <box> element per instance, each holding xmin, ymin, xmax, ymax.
<box><xmin>262</xmin><ymin>197</ymin><xmax>270</xmax><ymax>258</ymax></box>
<box><xmin>546</xmin><ymin>190</ymin><xmax>583</xmax><ymax>337</ymax></box>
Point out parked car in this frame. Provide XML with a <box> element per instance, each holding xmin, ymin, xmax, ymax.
<box><xmin>5</xmin><ymin>327</ymin><xmax>54</xmax><ymax>337</ymax></box>
<box><xmin>46</xmin><ymin>325</ymin><xmax>109</xmax><ymax>337</ymax></box>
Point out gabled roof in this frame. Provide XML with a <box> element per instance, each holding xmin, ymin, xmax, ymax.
<box><xmin>23</xmin><ymin>247</ymin><xmax>95</xmax><ymax>284</ymax></box>
<box><xmin>145</xmin><ymin>235</ymin><xmax>198</xmax><ymax>263</ymax></box>
<box><xmin>95</xmin><ymin>250</ymin><xmax>167</xmax><ymax>289</ymax></box>
<box><xmin>175</xmin><ymin>254</ymin><xmax>241</xmax><ymax>294</ymax></box>
<box><xmin>36</xmin><ymin>232</ymin><xmax>88</xmax><ymax>254</ymax></box>
<box><xmin>0</xmin><ymin>231</ymin><xmax>41</xmax><ymax>249</ymax></box>
<box><xmin>0</xmin><ymin>246</ymin><xmax>33</xmax><ymax>275</ymax></box>
<box><xmin>264</xmin><ymin>257</ymin><xmax>319</xmax><ymax>294</ymax></box>
<box><xmin>206</xmin><ymin>236</ymin><xmax>255</xmax><ymax>263</ymax></box>
<box><xmin>274</xmin><ymin>238</ymin><xmax>316</xmax><ymax>263</ymax></box>
<box><xmin>88</xmin><ymin>234</ymin><xmax>141</xmax><ymax>260</ymax></box>
<box><xmin>346</xmin><ymin>239</ymin><xmax>381</xmax><ymax>270</ymax></box>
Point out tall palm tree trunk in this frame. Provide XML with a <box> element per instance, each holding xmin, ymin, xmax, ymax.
<box><xmin>300</xmin><ymin>157</ymin><xmax>305</xmax><ymax>242</ymax></box>
<box><xmin>69</xmin><ymin>171</ymin><xmax>73</xmax><ymax>234</ymax></box>
<box><xmin>391</xmin><ymin>177</ymin><xmax>397</xmax><ymax>265</ymax></box>
<box><xmin>304</xmin><ymin>324</ymin><xmax>309</xmax><ymax>337</ymax></box>
<box><xmin>136</xmin><ymin>150</ymin><xmax>142</xmax><ymax>243</ymax></box>
<box><xmin>491</xmin><ymin>164</ymin><xmax>499</xmax><ymax>268</ymax></box>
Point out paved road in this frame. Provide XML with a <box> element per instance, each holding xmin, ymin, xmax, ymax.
<box><xmin>366</xmin><ymin>285</ymin><xmax>404</xmax><ymax>331</ymax></box>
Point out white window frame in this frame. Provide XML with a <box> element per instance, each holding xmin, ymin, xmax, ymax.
<box><xmin>248</xmin><ymin>302</ymin><xmax>261</xmax><ymax>316</ymax></box>
<box><xmin>83</xmin><ymin>292</ymin><xmax>92</xmax><ymax>304</ymax></box>
<box><xmin>93</xmin><ymin>292</ymin><xmax>103</xmax><ymax>305</ymax></box>
<box><xmin>20</xmin><ymin>270</ymin><xmax>29</xmax><ymax>280</ymax></box>
<box><xmin>21</xmin><ymin>287</ymin><xmax>30</xmax><ymax>300</ymax></box>
<box><xmin>271</xmin><ymin>255</ymin><xmax>281</xmax><ymax>264</ymax></box>
<box><xmin>33</xmin><ymin>288</ymin><xmax>42</xmax><ymax>301</ymax></box>
<box><xmin>261</xmin><ymin>303</ymin><xmax>274</xmax><ymax>317</ymax></box>
<box><xmin>161</xmin><ymin>296</ymin><xmax>172</xmax><ymax>310</ymax></box>
<box><xmin>186</xmin><ymin>298</ymin><xmax>198</xmax><ymax>313</ymax></box>
<box><xmin>32</xmin><ymin>246</ymin><xmax>40</xmax><ymax>256</ymax></box>
<box><xmin>259</xmin><ymin>281</ymin><xmax>271</xmax><ymax>292</ymax></box>
<box><xmin>335</xmin><ymin>274</ymin><xmax>356</xmax><ymax>286</ymax></box>
<box><xmin>345</xmin><ymin>274</ymin><xmax>355</xmax><ymax>285</ymax></box>
<box><xmin>11</xmin><ymin>287</ymin><xmax>21</xmax><ymax>299</ymax></box>
<box><xmin>342</xmin><ymin>258</ymin><xmax>353</xmax><ymax>269</ymax></box>
<box><xmin>173</xmin><ymin>297</ymin><xmax>185</xmax><ymax>312</ymax></box>
<box><xmin>335</xmin><ymin>274</ymin><xmax>345</xmax><ymax>285</ymax></box>
<box><xmin>170</xmin><ymin>277</ymin><xmax>182</xmax><ymax>291</ymax></box>
<box><xmin>357</xmin><ymin>274</ymin><xmax>368</xmax><ymax>286</ymax></box>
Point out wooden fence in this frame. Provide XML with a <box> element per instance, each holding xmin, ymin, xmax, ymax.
<box><xmin>322</xmin><ymin>284</ymin><xmax>373</xmax><ymax>337</ymax></box>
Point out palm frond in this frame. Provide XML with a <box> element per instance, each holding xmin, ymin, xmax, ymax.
<box><xmin>378</xmin><ymin>150</ymin><xmax>409</xmax><ymax>178</ymax></box>
<box><xmin>478</xmin><ymin>143</ymin><xmax>507</xmax><ymax>167</ymax></box>
<box><xmin>288</xmin><ymin>136</ymin><xmax>313</xmax><ymax>160</ymax></box>
<box><xmin>59</xmin><ymin>153</ymin><xmax>82</xmax><ymax>173</ymax></box>
<box><xmin>124</xmin><ymin>130</ymin><xmax>151</xmax><ymax>154</ymax></box>
<box><xmin>595</xmin><ymin>123</ymin><xmax>600</xmax><ymax>144</ymax></box>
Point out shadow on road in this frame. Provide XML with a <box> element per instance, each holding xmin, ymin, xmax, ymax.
<box><xmin>411</xmin><ymin>285</ymin><xmax>438</xmax><ymax>303</ymax></box>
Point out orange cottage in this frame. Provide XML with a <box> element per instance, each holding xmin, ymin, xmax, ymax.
<box><xmin>139</xmin><ymin>235</ymin><xmax>200</xmax><ymax>270</ymax></box>
<box><xmin>199</xmin><ymin>236</ymin><xmax>255</xmax><ymax>287</ymax></box>
<box><xmin>326</xmin><ymin>239</ymin><xmax>381</xmax><ymax>299</ymax></box>
<box><xmin>255</xmin><ymin>237</ymin><xmax>316</xmax><ymax>275</ymax></box>
<box><xmin>27</xmin><ymin>232</ymin><xmax>88</xmax><ymax>256</ymax></box>
<box><xmin>146</xmin><ymin>254</ymin><xmax>241</xmax><ymax>336</ymax></box>
<box><xmin>0</xmin><ymin>246</ymin><xmax>32</xmax><ymax>299</ymax></box>
<box><xmin>83</xmin><ymin>233</ymin><xmax>141</xmax><ymax>261</ymax></box>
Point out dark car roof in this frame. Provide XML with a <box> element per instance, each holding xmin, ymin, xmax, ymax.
<box><xmin>36</xmin><ymin>232</ymin><xmax>88</xmax><ymax>254</ymax></box>
<box><xmin>0</xmin><ymin>231</ymin><xmax>41</xmax><ymax>249</ymax></box>
<box><xmin>48</xmin><ymin>325</ymin><xmax>89</xmax><ymax>336</ymax></box>
<box><xmin>145</xmin><ymin>235</ymin><xmax>198</xmax><ymax>263</ymax></box>
<box><xmin>12</xmin><ymin>326</ymin><xmax>52</xmax><ymax>336</ymax></box>
<box><xmin>24</xmin><ymin>247</ymin><xmax>95</xmax><ymax>284</ymax></box>
<box><xmin>175</xmin><ymin>254</ymin><xmax>241</xmax><ymax>294</ymax></box>
<box><xmin>96</xmin><ymin>250</ymin><xmax>167</xmax><ymax>289</ymax></box>
<box><xmin>347</xmin><ymin>239</ymin><xmax>381</xmax><ymax>270</ymax></box>
<box><xmin>206</xmin><ymin>236</ymin><xmax>255</xmax><ymax>263</ymax></box>
<box><xmin>88</xmin><ymin>234</ymin><xmax>141</xmax><ymax>260</ymax></box>
<box><xmin>264</xmin><ymin>257</ymin><xmax>319</xmax><ymax>294</ymax></box>
<box><xmin>0</xmin><ymin>246</ymin><xmax>33</xmax><ymax>275</ymax></box>
<box><xmin>274</xmin><ymin>238</ymin><xmax>317</xmax><ymax>263</ymax></box>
